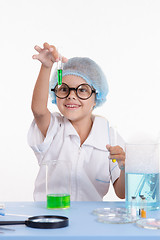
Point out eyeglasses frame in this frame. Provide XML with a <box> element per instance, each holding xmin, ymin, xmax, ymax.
<box><xmin>51</xmin><ymin>83</ymin><xmax>96</xmax><ymax>100</ymax></box>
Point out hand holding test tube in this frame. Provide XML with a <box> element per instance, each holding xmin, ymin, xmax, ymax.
<box><xmin>107</xmin><ymin>126</ymin><xmax>117</xmax><ymax>162</ymax></box>
<box><xmin>106</xmin><ymin>126</ymin><xmax>125</xmax><ymax>170</ymax></box>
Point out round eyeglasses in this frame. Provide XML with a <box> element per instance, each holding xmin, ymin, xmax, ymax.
<box><xmin>51</xmin><ymin>83</ymin><xmax>96</xmax><ymax>100</ymax></box>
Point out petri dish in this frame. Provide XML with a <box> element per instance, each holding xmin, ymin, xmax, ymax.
<box><xmin>136</xmin><ymin>218</ymin><xmax>160</xmax><ymax>230</ymax></box>
<box><xmin>92</xmin><ymin>207</ymin><xmax>128</xmax><ymax>217</ymax></box>
<box><xmin>93</xmin><ymin>208</ymin><xmax>137</xmax><ymax>224</ymax></box>
<box><xmin>97</xmin><ymin>214</ymin><xmax>135</xmax><ymax>224</ymax></box>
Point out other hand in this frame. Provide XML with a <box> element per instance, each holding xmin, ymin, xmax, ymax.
<box><xmin>106</xmin><ymin>144</ymin><xmax>125</xmax><ymax>170</ymax></box>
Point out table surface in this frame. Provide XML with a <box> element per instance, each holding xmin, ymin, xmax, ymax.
<box><xmin>0</xmin><ymin>201</ymin><xmax>160</xmax><ymax>239</ymax></box>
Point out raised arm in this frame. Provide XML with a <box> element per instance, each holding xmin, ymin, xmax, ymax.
<box><xmin>31</xmin><ymin>42</ymin><xmax>67</xmax><ymax>137</ymax></box>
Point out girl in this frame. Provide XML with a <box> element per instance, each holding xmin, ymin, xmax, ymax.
<box><xmin>28</xmin><ymin>42</ymin><xmax>125</xmax><ymax>201</ymax></box>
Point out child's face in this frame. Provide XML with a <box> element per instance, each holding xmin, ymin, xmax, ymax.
<box><xmin>56</xmin><ymin>75</ymin><xmax>96</xmax><ymax>123</ymax></box>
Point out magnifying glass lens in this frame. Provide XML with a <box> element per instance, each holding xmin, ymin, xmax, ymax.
<box><xmin>31</xmin><ymin>218</ymin><xmax>64</xmax><ymax>223</ymax></box>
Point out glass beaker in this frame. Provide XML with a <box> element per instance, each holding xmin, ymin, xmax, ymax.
<box><xmin>125</xmin><ymin>143</ymin><xmax>160</xmax><ymax>210</ymax></box>
<box><xmin>44</xmin><ymin>160</ymin><xmax>71</xmax><ymax>209</ymax></box>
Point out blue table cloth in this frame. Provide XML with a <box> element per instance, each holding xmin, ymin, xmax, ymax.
<box><xmin>0</xmin><ymin>201</ymin><xmax>160</xmax><ymax>239</ymax></box>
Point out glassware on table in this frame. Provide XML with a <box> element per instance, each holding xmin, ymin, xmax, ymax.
<box><xmin>125</xmin><ymin>143</ymin><xmax>160</xmax><ymax>210</ymax></box>
<box><xmin>97</xmin><ymin>214</ymin><xmax>135</xmax><ymax>224</ymax></box>
<box><xmin>92</xmin><ymin>207</ymin><xmax>128</xmax><ymax>216</ymax></box>
<box><xmin>44</xmin><ymin>160</ymin><xmax>71</xmax><ymax>209</ymax></box>
<box><xmin>136</xmin><ymin>218</ymin><xmax>160</xmax><ymax>230</ymax></box>
<box><xmin>92</xmin><ymin>207</ymin><xmax>137</xmax><ymax>224</ymax></box>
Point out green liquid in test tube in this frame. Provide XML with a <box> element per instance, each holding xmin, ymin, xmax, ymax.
<box><xmin>57</xmin><ymin>50</ymin><xmax>63</xmax><ymax>85</ymax></box>
<box><xmin>57</xmin><ymin>69</ymin><xmax>62</xmax><ymax>85</ymax></box>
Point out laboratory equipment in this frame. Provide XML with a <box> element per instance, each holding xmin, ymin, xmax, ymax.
<box><xmin>112</xmin><ymin>127</ymin><xmax>117</xmax><ymax>163</ymax></box>
<box><xmin>125</xmin><ymin>143</ymin><xmax>160</xmax><ymax>210</ymax></box>
<box><xmin>92</xmin><ymin>207</ymin><xmax>128</xmax><ymax>216</ymax></box>
<box><xmin>140</xmin><ymin>197</ymin><xmax>146</xmax><ymax>218</ymax></box>
<box><xmin>97</xmin><ymin>214</ymin><xmax>135</xmax><ymax>224</ymax></box>
<box><xmin>136</xmin><ymin>218</ymin><xmax>160</xmax><ymax>230</ymax></box>
<box><xmin>47</xmin><ymin>194</ymin><xmax>70</xmax><ymax>209</ymax></box>
<box><xmin>44</xmin><ymin>160</ymin><xmax>71</xmax><ymax>209</ymax></box>
<box><xmin>57</xmin><ymin>50</ymin><xmax>63</xmax><ymax>85</ymax></box>
<box><xmin>131</xmin><ymin>196</ymin><xmax>137</xmax><ymax>218</ymax></box>
<box><xmin>109</xmin><ymin>126</ymin><xmax>125</xmax><ymax>170</ymax></box>
<box><xmin>0</xmin><ymin>215</ymin><xmax>69</xmax><ymax>229</ymax></box>
<box><xmin>109</xmin><ymin>126</ymin><xmax>117</xmax><ymax>163</ymax></box>
<box><xmin>92</xmin><ymin>207</ymin><xmax>136</xmax><ymax>224</ymax></box>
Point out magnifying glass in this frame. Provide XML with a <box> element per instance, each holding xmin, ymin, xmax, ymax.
<box><xmin>0</xmin><ymin>215</ymin><xmax>69</xmax><ymax>229</ymax></box>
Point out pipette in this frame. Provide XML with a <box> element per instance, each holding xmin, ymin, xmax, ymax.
<box><xmin>57</xmin><ymin>50</ymin><xmax>63</xmax><ymax>86</ymax></box>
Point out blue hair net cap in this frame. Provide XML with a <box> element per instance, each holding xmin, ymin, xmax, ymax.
<box><xmin>49</xmin><ymin>57</ymin><xmax>109</xmax><ymax>108</ymax></box>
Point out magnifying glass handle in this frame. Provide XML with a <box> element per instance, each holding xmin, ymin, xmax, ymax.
<box><xmin>0</xmin><ymin>221</ymin><xmax>25</xmax><ymax>225</ymax></box>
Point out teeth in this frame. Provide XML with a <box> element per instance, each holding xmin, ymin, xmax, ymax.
<box><xmin>66</xmin><ymin>105</ymin><xmax>79</xmax><ymax>108</ymax></box>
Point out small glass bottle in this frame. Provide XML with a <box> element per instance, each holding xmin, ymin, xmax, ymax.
<box><xmin>139</xmin><ymin>195</ymin><xmax>144</xmax><ymax>216</ymax></box>
<box><xmin>131</xmin><ymin>196</ymin><xmax>137</xmax><ymax>219</ymax></box>
<box><xmin>141</xmin><ymin>197</ymin><xmax>146</xmax><ymax>218</ymax></box>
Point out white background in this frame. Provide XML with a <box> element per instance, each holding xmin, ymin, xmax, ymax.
<box><xmin>0</xmin><ymin>0</ymin><xmax>160</xmax><ymax>201</ymax></box>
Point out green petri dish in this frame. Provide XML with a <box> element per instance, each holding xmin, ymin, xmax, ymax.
<box><xmin>57</xmin><ymin>69</ymin><xmax>62</xmax><ymax>85</ymax></box>
<box><xmin>47</xmin><ymin>194</ymin><xmax>70</xmax><ymax>209</ymax></box>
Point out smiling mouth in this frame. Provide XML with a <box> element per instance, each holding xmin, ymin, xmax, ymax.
<box><xmin>65</xmin><ymin>104</ymin><xmax>81</xmax><ymax>109</ymax></box>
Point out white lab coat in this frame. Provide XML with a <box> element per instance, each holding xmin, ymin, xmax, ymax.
<box><xmin>28</xmin><ymin>112</ymin><xmax>125</xmax><ymax>201</ymax></box>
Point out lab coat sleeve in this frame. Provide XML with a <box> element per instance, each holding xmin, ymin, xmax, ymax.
<box><xmin>27</xmin><ymin>112</ymin><xmax>60</xmax><ymax>160</ymax></box>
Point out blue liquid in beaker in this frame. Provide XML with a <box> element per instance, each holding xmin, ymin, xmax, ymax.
<box><xmin>125</xmin><ymin>172</ymin><xmax>160</xmax><ymax>210</ymax></box>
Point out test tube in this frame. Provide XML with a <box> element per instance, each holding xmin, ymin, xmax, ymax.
<box><xmin>57</xmin><ymin>50</ymin><xmax>63</xmax><ymax>86</ymax></box>
<box><xmin>112</xmin><ymin>127</ymin><xmax>117</xmax><ymax>163</ymax></box>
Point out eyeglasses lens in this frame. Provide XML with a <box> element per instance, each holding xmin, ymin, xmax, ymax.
<box><xmin>55</xmin><ymin>84</ymin><xmax>69</xmax><ymax>98</ymax></box>
<box><xmin>77</xmin><ymin>85</ymin><xmax>92</xmax><ymax>99</ymax></box>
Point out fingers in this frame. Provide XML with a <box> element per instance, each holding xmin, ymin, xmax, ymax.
<box><xmin>51</xmin><ymin>46</ymin><xmax>59</xmax><ymax>61</ymax></box>
<box><xmin>43</xmin><ymin>43</ymin><xmax>68</xmax><ymax>62</ymax></box>
<box><xmin>33</xmin><ymin>45</ymin><xmax>43</xmax><ymax>59</ymax></box>
<box><xmin>43</xmin><ymin>43</ymin><xmax>59</xmax><ymax>61</ymax></box>
<box><xmin>43</xmin><ymin>42</ymin><xmax>51</xmax><ymax>50</ymax></box>
<box><xmin>106</xmin><ymin>145</ymin><xmax>124</xmax><ymax>154</ymax></box>
<box><xmin>32</xmin><ymin>54</ymin><xmax>39</xmax><ymax>60</ymax></box>
<box><xmin>62</xmin><ymin>56</ymin><xmax>68</xmax><ymax>63</ymax></box>
<box><xmin>106</xmin><ymin>144</ymin><xmax>125</xmax><ymax>161</ymax></box>
<box><xmin>33</xmin><ymin>43</ymin><xmax>68</xmax><ymax>63</ymax></box>
<box><xmin>34</xmin><ymin>45</ymin><xmax>42</xmax><ymax>53</ymax></box>
<box><xmin>109</xmin><ymin>153</ymin><xmax>125</xmax><ymax>161</ymax></box>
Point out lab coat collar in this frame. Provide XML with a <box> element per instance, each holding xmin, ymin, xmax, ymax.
<box><xmin>63</xmin><ymin>115</ymin><xmax>109</xmax><ymax>151</ymax></box>
<box><xmin>63</xmin><ymin>117</ymin><xmax>79</xmax><ymax>138</ymax></box>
